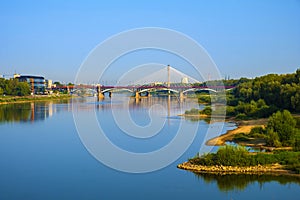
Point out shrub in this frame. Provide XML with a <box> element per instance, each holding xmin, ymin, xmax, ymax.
<box><xmin>236</xmin><ymin>113</ymin><xmax>248</xmax><ymax>120</ymax></box>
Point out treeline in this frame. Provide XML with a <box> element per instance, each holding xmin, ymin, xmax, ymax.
<box><xmin>189</xmin><ymin>145</ymin><xmax>300</xmax><ymax>173</ymax></box>
<box><xmin>196</xmin><ymin>69</ymin><xmax>300</xmax><ymax>119</ymax></box>
<box><xmin>230</xmin><ymin>69</ymin><xmax>300</xmax><ymax>114</ymax></box>
<box><xmin>0</xmin><ymin>78</ymin><xmax>31</xmax><ymax>96</ymax></box>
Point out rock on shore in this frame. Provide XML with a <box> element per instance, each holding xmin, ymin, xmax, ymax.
<box><xmin>177</xmin><ymin>162</ymin><xmax>292</xmax><ymax>175</ymax></box>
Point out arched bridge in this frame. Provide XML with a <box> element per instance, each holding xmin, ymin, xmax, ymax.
<box><xmin>95</xmin><ymin>85</ymin><xmax>235</xmax><ymax>99</ymax></box>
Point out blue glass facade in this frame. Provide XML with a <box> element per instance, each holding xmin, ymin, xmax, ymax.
<box><xmin>18</xmin><ymin>75</ymin><xmax>46</xmax><ymax>94</ymax></box>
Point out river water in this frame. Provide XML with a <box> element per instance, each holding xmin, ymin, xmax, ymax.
<box><xmin>0</xmin><ymin>96</ymin><xmax>299</xmax><ymax>199</ymax></box>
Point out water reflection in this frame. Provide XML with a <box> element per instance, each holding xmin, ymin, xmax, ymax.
<box><xmin>95</xmin><ymin>95</ymin><xmax>198</xmax><ymax>116</ymax></box>
<box><xmin>194</xmin><ymin>172</ymin><xmax>300</xmax><ymax>192</ymax></box>
<box><xmin>0</xmin><ymin>100</ymin><xmax>71</xmax><ymax>123</ymax></box>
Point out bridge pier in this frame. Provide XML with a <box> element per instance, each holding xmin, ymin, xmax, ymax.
<box><xmin>179</xmin><ymin>91</ymin><xmax>184</xmax><ymax>100</ymax></box>
<box><xmin>109</xmin><ymin>92</ymin><xmax>112</xmax><ymax>98</ymax></box>
<box><xmin>96</xmin><ymin>85</ymin><xmax>105</xmax><ymax>100</ymax></box>
<box><xmin>135</xmin><ymin>91</ymin><xmax>140</xmax><ymax>99</ymax></box>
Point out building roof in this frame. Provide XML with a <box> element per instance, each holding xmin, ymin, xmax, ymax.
<box><xmin>18</xmin><ymin>75</ymin><xmax>45</xmax><ymax>79</ymax></box>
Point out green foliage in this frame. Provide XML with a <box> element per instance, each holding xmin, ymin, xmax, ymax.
<box><xmin>235</xmin><ymin>113</ymin><xmax>248</xmax><ymax>120</ymax></box>
<box><xmin>199</xmin><ymin>106</ymin><xmax>212</xmax><ymax>115</ymax></box>
<box><xmin>226</xmin><ymin>106</ymin><xmax>236</xmax><ymax>116</ymax></box>
<box><xmin>197</xmin><ymin>95</ymin><xmax>211</xmax><ymax>104</ymax></box>
<box><xmin>53</xmin><ymin>81</ymin><xmax>61</xmax><ymax>86</ymax></box>
<box><xmin>14</xmin><ymin>82</ymin><xmax>31</xmax><ymax>96</ymax></box>
<box><xmin>190</xmin><ymin>146</ymin><xmax>300</xmax><ymax>173</ymax></box>
<box><xmin>294</xmin><ymin>131</ymin><xmax>300</xmax><ymax>151</ymax></box>
<box><xmin>232</xmin><ymin>69</ymin><xmax>300</xmax><ymax>113</ymax></box>
<box><xmin>249</xmin><ymin>126</ymin><xmax>266</xmax><ymax>135</ymax></box>
<box><xmin>233</xmin><ymin>133</ymin><xmax>250</xmax><ymax>142</ymax></box>
<box><xmin>267</xmin><ymin>110</ymin><xmax>297</xmax><ymax>146</ymax></box>
<box><xmin>185</xmin><ymin>108</ymin><xmax>199</xmax><ymax>115</ymax></box>
<box><xmin>216</xmin><ymin>145</ymin><xmax>249</xmax><ymax>166</ymax></box>
<box><xmin>266</xmin><ymin>129</ymin><xmax>282</xmax><ymax>147</ymax></box>
<box><xmin>0</xmin><ymin>78</ymin><xmax>31</xmax><ymax>96</ymax></box>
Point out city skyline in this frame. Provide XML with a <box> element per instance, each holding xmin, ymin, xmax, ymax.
<box><xmin>0</xmin><ymin>0</ymin><xmax>299</xmax><ymax>83</ymax></box>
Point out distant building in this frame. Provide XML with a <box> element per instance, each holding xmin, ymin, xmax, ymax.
<box><xmin>45</xmin><ymin>79</ymin><xmax>52</xmax><ymax>89</ymax></box>
<box><xmin>13</xmin><ymin>74</ymin><xmax>20</xmax><ymax>79</ymax></box>
<box><xmin>181</xmin><ymin>77</ymin><xmax>189</xmax><ymax>84</ymax></box>
<box><xmin>17</xmin><ymin>75</ymin><xmax>46</xmax><ymax>94</ymax></box>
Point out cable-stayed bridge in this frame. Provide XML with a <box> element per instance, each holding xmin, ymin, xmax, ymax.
<box><xmin>69</xmin><ymin>66</ymin><xmax>234</xmax><ymax>98</ymax></box>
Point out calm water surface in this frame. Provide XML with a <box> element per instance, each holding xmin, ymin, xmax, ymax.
<box><xmin>0</xmin><ymin>97</ymin><xmax>299</xmax><ymax>199</ymax></box>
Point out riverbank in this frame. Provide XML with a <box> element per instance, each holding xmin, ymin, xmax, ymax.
<box><xmin>205</xmin><ymin>118</ymin><xmax>268</xmax><ymax>146</ymax></box>
<box><xmin>177</xmin><ymin>162</ymin><xmax>300</xmax><ymax>177</ymax></box>
<box><xmin>0</xmin><ymin>94</ymin><xmax>74</xmax><ymax>105</ymax></box>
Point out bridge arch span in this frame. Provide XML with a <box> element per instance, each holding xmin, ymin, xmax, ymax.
<box><xmin>182</xmin><ymin>88</ymin><xmax>217</xmax><ymax>94</ymax></box>
<box><xmin>101</xmin><ymin>88</ymin><xmax>134</xmax><ymax>94</ymax></box>
<box><xmin>138</xmin><ymin>88</ymin><xmax>179</xmax><ymax>94</ymax></box>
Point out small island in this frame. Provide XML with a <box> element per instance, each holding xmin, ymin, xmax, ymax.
<box><xmin>179</xmin><ymin>69</ymin><xmax>300</xmax><ymax>177</ymax></box>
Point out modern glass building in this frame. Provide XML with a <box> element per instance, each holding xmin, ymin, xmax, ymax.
<box><xmin>17</xmin><ymin>75</ymin><xmax>46</xmax><ymax>94</ymax></box>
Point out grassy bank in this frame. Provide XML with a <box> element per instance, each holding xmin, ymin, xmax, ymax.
<box><xmin>178</xmin><ymin>145</ymin><xmax>300</xmax><ymax>176</ymax></box>
<box><xmin>0</xmin><ymin>94</ymin><xmax>73</xmax><ymax>104</ymax></box>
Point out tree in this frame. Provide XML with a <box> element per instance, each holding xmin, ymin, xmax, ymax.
<box><xmin>291</xmin><ymin>88</ymin><xmax>300</xmax><ymax>112</ymax></box>
<box><xmin>54</xmin><ymin>81</ymin><xmax>61</xmax><ymax>86</ymax></box>
<box><xmin>294</xmin><ymin>131</ymin><xmax>300</xmax><ymax>151</ymax></box>
<box><xmin>266</xmin><ymin>129</ymin><xmax>281</xmax><ymax>147</ymax></box>
<box><xmin>14</xmin><ymin>82</ymin><xmax>30</xmax><ymax>96</ymax></box>
<box><xmin>267</xmin><ymin>110</ymin><xmax>297</xmax><ymax>146</ymax></box>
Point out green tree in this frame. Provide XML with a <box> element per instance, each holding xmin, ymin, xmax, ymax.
<box><xmin>14</xmin><ymin>82</ymin><xmax>30</xmax><ymax>96</ymax></box>
<box><xmin>291</xmin><ymin>88</ymin><xmax>300</xmax><ymax>112</ymax></box>
<box><xmin>266</xmin><ymin>128</ymin><xmax>281</xmax><ymax>147</ymax></box>
<box><xmin>267</xmin><ymin>110</ymin><xmax>297</xmax><ymax>146</ymax></box>
<box><xmin>294</xmin><ymin>131</ymin><xmax>300</xmax><ymax>151</ymax></box>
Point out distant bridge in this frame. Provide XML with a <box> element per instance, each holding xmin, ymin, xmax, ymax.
<box><xmin>95</xmin><ymin>85</ymin><xmax>234</xmax><ymax>99</ymax></box>
<box><xmin>54</xmin><ymin>65</ymin><xmax>235</xmax><ymax>98</ymax></box>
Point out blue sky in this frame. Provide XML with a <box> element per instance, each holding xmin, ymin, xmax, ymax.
<box><xmin>0</xmin><ymin>0</ymin><xmax>299</xmax><ymax>83</ymax></box>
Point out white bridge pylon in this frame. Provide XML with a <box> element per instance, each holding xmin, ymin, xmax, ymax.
<box><xmin>134</xmin><ymin>66</ymin><xmax>200</xmax><ymax>85</ymax></box>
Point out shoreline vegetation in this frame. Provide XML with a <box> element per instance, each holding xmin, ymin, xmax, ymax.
<box><xmin>178</xmin><ymin>69</ymin><xmax>300</xmax><ymax>177</ymax></box>
<box><xmin>178</xmin><ymin>143</ymin><xmax>300</xmax><ymax>177</ymax></box>
<box><xmin>178</xmin><ymin>115</ymin><xmax>300</xmax><ymax>177</ymax></box>
<box><xmin>0</xmin><ymin>94</ymin><xmax>74</xmax><ymax>105</ymax></box>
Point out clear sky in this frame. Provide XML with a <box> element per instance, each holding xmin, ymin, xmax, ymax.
<box><xmin>0</xmin><ymin>0</ymin><xmax>299</xmax><ymax>83</ymax></box>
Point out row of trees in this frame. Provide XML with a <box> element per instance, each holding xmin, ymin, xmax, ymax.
<box><xmin>232</xmin><ymin>69</ymin><xmax>300</xmax><ymax>112</ymax></box>
<box><xmin>0</xmin><ymin>78</ymin><xmax>31</xmax><ymax>96</ymax></box>
<box><xmin>193</xmin><ymin>69</ymin><xmax>300</xmax><ymax>119</ymax></box>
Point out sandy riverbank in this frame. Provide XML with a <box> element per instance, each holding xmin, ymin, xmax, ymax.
<box><xmin>205</xmin><ymin>118</ymin><xmax>268</xmax><ymax>146</ymax></box>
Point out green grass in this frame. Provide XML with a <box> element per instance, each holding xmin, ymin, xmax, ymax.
<box><xmin>189</xmin><ymin>145</ymin><xmax>300</xmax><ymax>173</ymax></box>
<box><xmin>0</xmin><ymin>94</ymin><xmax>73</xmax><ymax>103</ymax></box>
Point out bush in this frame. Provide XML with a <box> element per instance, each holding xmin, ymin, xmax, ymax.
<box><xmin>236</xmin><ymin>113</ymin><xmax>248</xmax><ymax>120</ymax></box>
<box><xmin>185</xmin><ymin>108</ymin><xmax>199</xmax><ymax>115</ymax></box>
<box><xmin>215</xmin><ymin>145</ymin><xmax>249</xmax><ymax>166</ymax></box>
<box><xmin>199</xmin><ymin>106</ymin><xmax>212</xmax><ymax>115</ymax></box>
